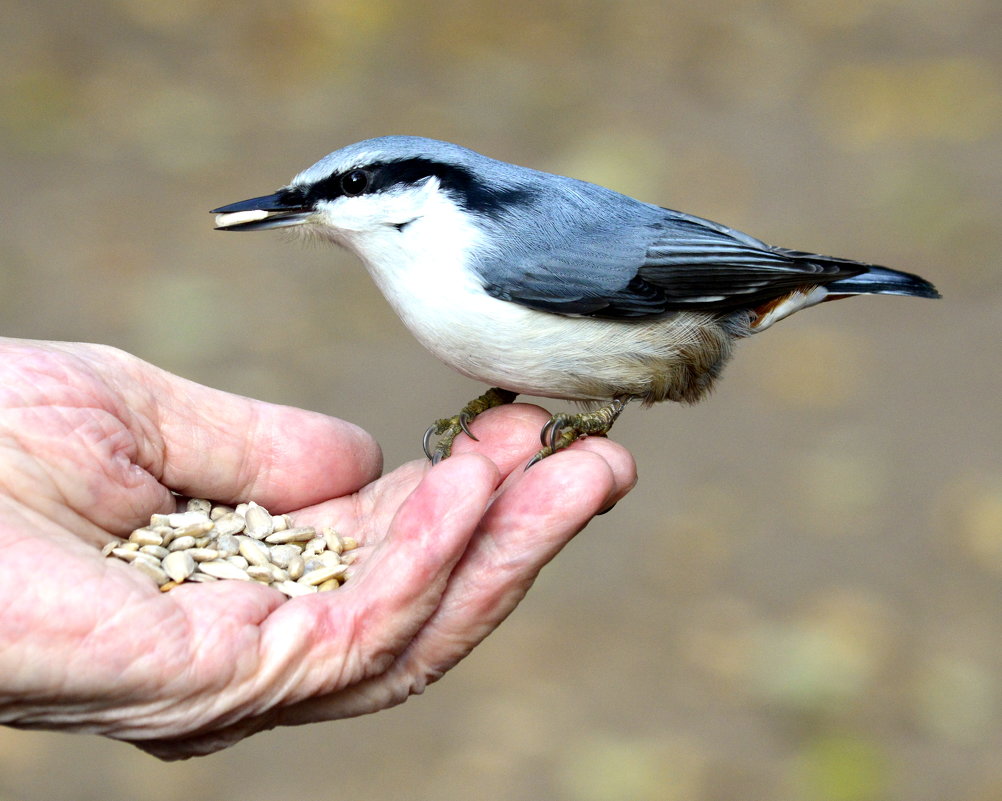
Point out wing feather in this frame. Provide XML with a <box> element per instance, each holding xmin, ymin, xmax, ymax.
<box><xmin>476</xmin><ymin>189</ymin><xmax>868</xmax><ymax>319</ymax></box>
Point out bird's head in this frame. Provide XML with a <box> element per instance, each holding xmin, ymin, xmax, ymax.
<box><xmin>213</xmin><ymin>136</ymin><xmax>535</xmax><ymax>256</ymax></box>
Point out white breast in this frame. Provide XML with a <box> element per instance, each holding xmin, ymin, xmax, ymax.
<box><xmin>343</xmin><ymin>195</ymin><xmax>573</xmax><ymax>392</ymax></box>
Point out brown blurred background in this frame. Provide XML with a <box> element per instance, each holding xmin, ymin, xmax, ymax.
<box><xmin>2</xmin><ymin>0</ymin><xmax>1000</xmax><ymax>799</ymax></box>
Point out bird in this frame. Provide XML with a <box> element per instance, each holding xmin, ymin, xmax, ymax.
<box><xmin>212</xmin><ymin>136</ymin><xmax>940</xmax><ymax>466</ymax></box>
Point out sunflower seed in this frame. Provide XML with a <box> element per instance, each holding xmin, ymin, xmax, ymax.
<box><xmin>247</xmin><ymin>565</ymin><xmax>274</xmax><ymax>582</ymax></box>
<box><xmin>322</xmin><ymin>528</ymin><xmax>343</xmax><ymax>554</ymax></box>
<box><xmin>101</xmin><ymin>540</ymin><xmax>122</xmax><ymax>557</ymax></box>
<box><xmin>265</xmin><ymin>526</ymin><xmax>316</xmax><ymax>544</ymax></box>
<box><xmin>314</xmin><ymin>551</ymin><xmax>343</xmax><ymax>567</ymax></box>
<box><xmin>299</xmin><ymin>564</ymin><xmax>349</xmax><ymax>586</ymax></box>
<box><xmin>213</xmin><ymin>513</ymin><xmax>246</xmax><ymax>537</ymax></box>
<box><xmin>238</xmin><ymin>538</ymin><xmax>272</xmax><ymax>567</ymax></box>
<box><xmin>210</xmin><ymin>504</ymin><xmax>234</xmax><ymax>520</ymax></box>
<box><xmin>273</xmin><ymin>580</ymin><xmax>317</xmax><ymax>598</ymax></box>
<box><xmin>162</xmin><ymin>551</ymin><xmax>196</xmax><ymax>582</ymax></box>
<box><xmin>304</xmin><ymin>537</ymin><xmax>327</xmax><ymax>555</ymax></box>
<box><xmin>244</xmin><ymin>505</ymin><xmax>274</xmax><ymax>539</ymax></box>
<box><xmin>267</xmin><ymin>544</ymin><xmax>298</xmax><ymax>569</ymax></box>
<box><xmin>186</xmin><ymin>498</ymin><xmax>212</xmax><ymax>515</ymax></box>
<box><xmin>198</xmin><ymin>560</ymin><xmax>252</xmax><ymax>581</ymax></box>
<box><xmin>287</xmin><ymin>553</ymin><xmax>305</xmax><ymax>580</ymax></box>
<box><xmin>175</xmin><ymin>521</ymin><xmax>214</xmax><ymax>538</ymax></box>
<box><xmin>129</xmin><ymin>528</ymin><xmax>163</xmax><ymax>546</ymax></box>
<box><xmin>167</xmin><ymin>511</ymin><xmax>211</xmax><ymax>528</ymax></box>
<box><xmin>271</xmin><ymin>514</ymin><xmax>289</xmax><ymax>532</ymax></box>
<box><xmin>140</xmin><ymin>545</ymin><xmax>169</xmax><ymax>559</ymax></box>
<box><xmin>167</xmin><ymin>535</ymin><xmax>196</xmax><ymax>551</ymax></box>
<box><xmin>214</xmin><ymin>533</ymin><xmax>240</xmax><ymax>557</ymax></box>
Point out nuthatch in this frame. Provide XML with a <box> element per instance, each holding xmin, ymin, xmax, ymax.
<box><xmin>214</xmin><ymin>136</ymin><xmax>939</xmax><ymax>465</ymax></box>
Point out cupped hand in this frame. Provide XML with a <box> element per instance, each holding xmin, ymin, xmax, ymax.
<box><xmin>0</xmin><ymin>339</ymin><xmax>636</xmax><ymax>759</ymax></box>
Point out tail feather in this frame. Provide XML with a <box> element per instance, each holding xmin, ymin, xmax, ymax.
<box><xmin>750</xmin><ymin>261</ymin><xmax>940</xmax><ymax>331</ymax></box>
<box><xmin>823</xmin><ymin>264</ymin><xmax>941</xmax><ymax>299</ymax></box>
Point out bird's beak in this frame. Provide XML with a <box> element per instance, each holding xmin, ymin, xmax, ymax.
<box><xmin>212</xmin><ymin>192</ymin><xmax>313</xmax><ymax>231</ymax></box>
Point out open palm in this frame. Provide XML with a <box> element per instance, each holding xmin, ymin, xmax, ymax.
<box><xmin>0</xmin><ymin>339</ymin><xmax>635</xmax><ymax>759</ymax></box>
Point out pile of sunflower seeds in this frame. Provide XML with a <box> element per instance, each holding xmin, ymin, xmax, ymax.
<box><xmin>102</xmin><ymin>498</ymin><xmax>358</xmax><ymax>598</ymax></box>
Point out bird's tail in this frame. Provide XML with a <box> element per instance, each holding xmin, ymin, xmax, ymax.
<box><xmin>750</xmin><ymin>259</ymin><xmax>940</xmax><ymax>331</ymax></box>
<box><xmin>823</xmin><ymin>264</ymin><xmax>941</xmax><ymax>299</ymax></box>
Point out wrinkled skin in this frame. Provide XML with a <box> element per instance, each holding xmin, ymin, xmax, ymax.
<box><xmin>0</xmin><ymin>339</ymin><xmax>636</xmax><ymax>760</ymax></box>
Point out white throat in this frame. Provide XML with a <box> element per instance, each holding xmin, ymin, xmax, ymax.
<box><xmin>314</xmin><ymin>185</ymin><xmax>495</xmax><ymax>361</ymax></box>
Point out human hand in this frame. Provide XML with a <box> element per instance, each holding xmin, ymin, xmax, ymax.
<box><xmin>0</xmin><ymin>339</ymin><xmax>636</xmax><ymax>759</ymax></box>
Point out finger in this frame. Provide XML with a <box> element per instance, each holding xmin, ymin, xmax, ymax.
<box><xmin>450</xmin><ymin>403</ymin><xmax>556</xmax><ymax>476</ymax></box>
<box><xmin>278</xmin><ymin>446</ymin><xmax>627</xmax><ymax>723</ymax></box>
<box><xmin>564</xmin><ymin>436</ymin><xmax>638</xmax><ymax>510</ymax></box>
<box><xmin>417</xmin><ymin>447</ymin><xmax>621</xmax><ymax>637</ymax></box>
<box><xmin>452</xmin><ymin>403</ymin><xmax>638</xmax><ymax>508</ymax></box>
<box><xmin>249</xmin><ymin>454</ymin><xmax>501</xmax><ymax>704</ymax></box>
<box><xmin>454</xmin><ymin>405</ymin><xmax>633</xmax><ymax>511</ymax></box>
<box><xmin>114</xmin><ymin>350</ymin><xmax>383</xmax><ymax>510</ymax></box>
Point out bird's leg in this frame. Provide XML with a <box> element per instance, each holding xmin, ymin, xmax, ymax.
<box><xmin>527</xmin><ymin>397</ymin><xmax>629</xmax><ymax>468</ymax></box>
<box><xmin>423</xmin><ymin>387</ymin><xmax>519</xmax><ymax>464</ymax></box>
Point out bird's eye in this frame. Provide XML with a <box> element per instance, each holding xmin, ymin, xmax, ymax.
<box><xmin>340</xmin><ymin>169</ymin><xmax>370</xmax><ymax>196</ymax></box>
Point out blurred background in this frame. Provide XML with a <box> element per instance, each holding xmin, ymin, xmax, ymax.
<box><xmin>1</xmin><ymin>0</ymin><xmax>1000</xmax><ymax>798</ymax></box>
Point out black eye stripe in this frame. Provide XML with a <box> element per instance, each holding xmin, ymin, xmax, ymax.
<box><xmin>301</xmin><ymin>158</ymin><xmax>536</xmax><ymax>217</ymax></box>
<box><xmin>273</xmin><ymin>186</ymin><xmax>310</xmax><ymax>208</ymax></box>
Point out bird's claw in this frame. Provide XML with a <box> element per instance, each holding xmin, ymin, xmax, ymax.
<box><xmin>422</xmin><ymin>421</ymin><xmax>447</xmax><ymax>462</ymax></box>
<box><xmin>526</xmin><ymin>418</ymin><xmax>583</xmax><ymax>469</ymax></box>
<box><xmin>526</xmin><ymin>398</ymin><xmax>628</xmax><ymax>469</ymax></box>
<box><xmin>525</xmin><ymin>450</ymin><xmax>549</xmax><ymax>470</ymax></box>
<box><xmin>458</xmin><ymin>411</ymin><xmax>477</xmax><ymax>441</ymax></box>
<box><xmin>422</xmin><ymin>388</ymin><xmax>518</xmax><ymax>463</ymax></box>
<box><xmin>423</xmin><ymin>415</ymin><xmax>474</xmax><ymax>464</ymax></box>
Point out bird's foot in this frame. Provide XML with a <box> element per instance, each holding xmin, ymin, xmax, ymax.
<box><xmin>423</xmin><ymin>388</ymin><xmax>518</xmax><ymax>464</ymax></box>
<box><xmin>527</xmin><ymin>398</ymin><xmax>629</xmax><ymax>468</ymax></box>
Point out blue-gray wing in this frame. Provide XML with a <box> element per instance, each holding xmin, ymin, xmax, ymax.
<box><xmin>478</xmin><ymin>205</ymin><xmax>868</xmax><ymax>319</ymax></box>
